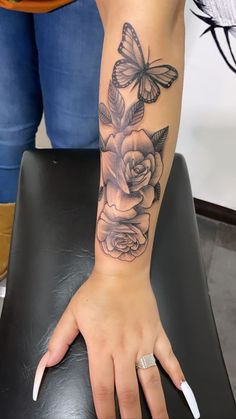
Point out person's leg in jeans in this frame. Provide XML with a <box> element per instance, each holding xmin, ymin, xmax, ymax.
<box><xmin>0</xmin><ymin>9</ymin><xmax>43</xmax><ymax>280</ymax></box>
<box><xmin>33</xmin><ymin>0</ymin><xmax>104</xmax><ymax>149</ymax></box>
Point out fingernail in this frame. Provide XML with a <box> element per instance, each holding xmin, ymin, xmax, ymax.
<box><xmin>180</xmin><ymin>380</ymin><xmax>200</xmax><ymax>419</ymax></box>
<box><xmin>33</xmin><ymin>351</ymin><xmax>50</xmax><ymax>401</ymax></box>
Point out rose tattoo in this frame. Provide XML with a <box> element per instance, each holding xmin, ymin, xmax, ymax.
<box><xmin>97</xmin><ymin>23</ymin><xmax>178</xmax><ymax>261</ymax></box>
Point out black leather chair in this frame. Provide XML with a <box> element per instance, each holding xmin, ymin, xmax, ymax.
<box><xmin>0</xmin><ymin>149</ymin><xmax>235</xmax><ymax>419</ymax></box>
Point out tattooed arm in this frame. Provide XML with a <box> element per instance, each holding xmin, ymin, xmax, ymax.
<box><xmin>94</xmin><ymin>1</ymin><xmax>185</xmax><ymax>276</ymax></box>
<box><xmin>35</xmin><ymin>2</ymin><xmax>200</xmax><ymax>419</ymax></box>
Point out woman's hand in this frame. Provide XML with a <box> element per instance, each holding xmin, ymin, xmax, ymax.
<box><xmin>33</xmin><ymin>271</ymin><xmax>185</xmax><ymax>419</ymax></box>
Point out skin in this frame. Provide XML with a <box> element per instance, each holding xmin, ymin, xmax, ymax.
<box><xmin>44</xmin><ymin>1</ymin><xmax>186</xmax><ymax>418</ymax></box>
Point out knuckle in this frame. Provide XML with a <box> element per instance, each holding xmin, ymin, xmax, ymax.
<box><xmin>146</xmin><ymin>370</ymin><xmax>161</xmax><ymax>387</ymax></box>
<box><xmin>115</xmin><ymin>334</ymin><xmax>127</xmax><ymax>351</ymax></box>
<box><xmin>93</xmin><ymin>384</ymin><xmax>113</xmax><ymax>401</ymax></box>
<box><xmin>167</xmin><ymin>345</ymin><xmax>174</xmax><ymax>358</ymax></box>
<box><xmin>167</xmin><ymin>349</ymin><xmax>179</xmax><ymax>367</ymax></box>
<box><xmin>90</xmin><ymin>334</ymin><xmax>109</xmax><ymax>350</ymax></box>
<box><xmin>172</xmin><ymin>359</ymin><xmax>182</xmax><ymax>375</ymax></box>
<box><xmin>162</xmin><ymin>344</ymin><xmax>175</xmax><ymax>366</ymax></box>
<box><xmin>165</xmin><ymin>351</ymin><xmax>183</xmax><ymax>379</ymax></box>
<box><xmin>119</xmin><ymin>388</ymin><xmax>139</xmax><ymax>407</ymax></box>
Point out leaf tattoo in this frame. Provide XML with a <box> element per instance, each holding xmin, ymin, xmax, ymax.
<box><xmin>151</xmin><ymin>126</ymin><xmax>169</xmax><ymax>153</ymax></box>
<box><xmin>99</xmin><ymin>103</ymin><xmax>112</xmax><ymax>125</ymax></box>
<box><xmin>122</xmin><ymin>100</ymin><xmax>144</xmax><ymax>129</ymax></box>
<box><xmin>108</xmin><ymin>81</ymin><xmax>125</xmax><ymax>129</ymax></box>
<box><xmin>99</xmin><ymin>133</ymin><xmax>106</xmax><ymax>152</ymax></box>
<box><xmin>97</xmin><ymin>22</ymin><xmax>178</xmax><ymax>261</ymax></box>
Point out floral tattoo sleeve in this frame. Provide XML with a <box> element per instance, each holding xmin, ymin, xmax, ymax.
<box><xmin>96</xmin><ymin>22</ymin><xmax>178</xmax><ymax>262</ymax></box>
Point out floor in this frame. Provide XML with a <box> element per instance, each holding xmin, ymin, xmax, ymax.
<box><xmin>196</xmin><ymin>215</ymin><xmax>236</xmax><ymax>399</ymax></box>
<box><xmin>0</xmin><ymin>214</ymin><xmax>235</xmax><ymax>399</ymax></box>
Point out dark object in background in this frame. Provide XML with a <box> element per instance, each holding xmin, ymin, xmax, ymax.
<box><xmin>0</xmin><ymin>150</ymin><xmax>235</xmax><ymax>419</ymax></box>
<box><xmin>194</xmin><ymin>198</ymin><xmax>236</xmax><ymax>226</ymax></box>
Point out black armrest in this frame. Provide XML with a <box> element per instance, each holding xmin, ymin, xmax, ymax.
<box><xmin>0</xmin><ymin>149</ymin><xmax>235</xmax><ymax>418</ymax></box>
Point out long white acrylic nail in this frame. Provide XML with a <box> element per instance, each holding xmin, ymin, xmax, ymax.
<box><xmin>33</xmin><ymin>351</ymin><xmax>50</xmax><ymax>401</ymax></box>
<box><xmin>180</xmin><ymin>380</ymin><xmax>200</xmax><ymax>419</ymax></box>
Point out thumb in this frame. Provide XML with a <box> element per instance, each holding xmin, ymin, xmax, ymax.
<box><xmin>47</xmin><ymin>306</ymin><xmax>79</xmax><ymax>366</ymax></box>
<box><xmin>33</xmin><ymin>306</ymin><xmax>79</xmax><ymax>401</ymax></box>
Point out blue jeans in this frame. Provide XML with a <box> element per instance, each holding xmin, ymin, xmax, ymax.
<box><xmin>0</xmin><ymin>0</ymin><xmax>104</xmax><ymax>203</ymax></box>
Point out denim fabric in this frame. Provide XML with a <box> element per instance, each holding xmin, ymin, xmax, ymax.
<box><xmin>0</xmin><ymin>0</ymin><xmax>104</xmax><ymax>202</ymax></box>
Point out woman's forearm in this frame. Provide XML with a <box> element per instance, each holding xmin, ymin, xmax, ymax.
<box><xmin>34</xmin><ymin>5</ymin><xmax>202</xmax><ymax>418</ymax></box>
<box><xmin>94</xmin><ymin>0</ymin><xmax>185</xmax><ymax>278</ymax></box>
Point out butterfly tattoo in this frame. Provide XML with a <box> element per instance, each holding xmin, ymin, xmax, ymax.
<box><xmin>112</xmin><ymin>22</ymin><xmax>178</xmax><ymax>104</ymax></box>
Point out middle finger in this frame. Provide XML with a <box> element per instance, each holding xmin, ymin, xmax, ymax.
<box><xmin>114</xmin><ymin>352</ymin><xmax>142</xmax><ymax>419</ymax></box>
<box><xmin>88</xmin><ymin>347</ymin><xmax>116</xmax><ymax>419</ymax></box>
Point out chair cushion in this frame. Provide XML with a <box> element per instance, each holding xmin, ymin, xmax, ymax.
<box><xmin>0</xmin><ymin>149</ymin><xmax>235</xmax><ymax>418</ymax></box>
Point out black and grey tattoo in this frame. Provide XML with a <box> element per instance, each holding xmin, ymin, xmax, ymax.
<box><xmin>112</xmin><ymin>22</ymin><xmax>178</xmax><ymax>103</ymax></box>
<box><xmin>192</xmin><ymin>0</ymin><xmax>236</xmax><ymax>73</ymax></box>
<box><xmin>97</xmin><ymin>22</ymin><xmax>178</xmax><ymax>261</ymax></box>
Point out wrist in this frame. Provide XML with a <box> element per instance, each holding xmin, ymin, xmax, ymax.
<box><xmin>92</xmin><ymin>261</ymin><xmax>150</xmax><ymax>284</ymax></box>
<box><xmin>94</xmin><ymin>233</ymin><xmax>152</xmax><ymax>281</ymax></box>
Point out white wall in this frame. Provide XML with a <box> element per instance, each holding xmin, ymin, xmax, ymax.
<box><xmin>177</xmin><ymin>0</ymin><xmax>236</xmax><ymax>209</ymax></box>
